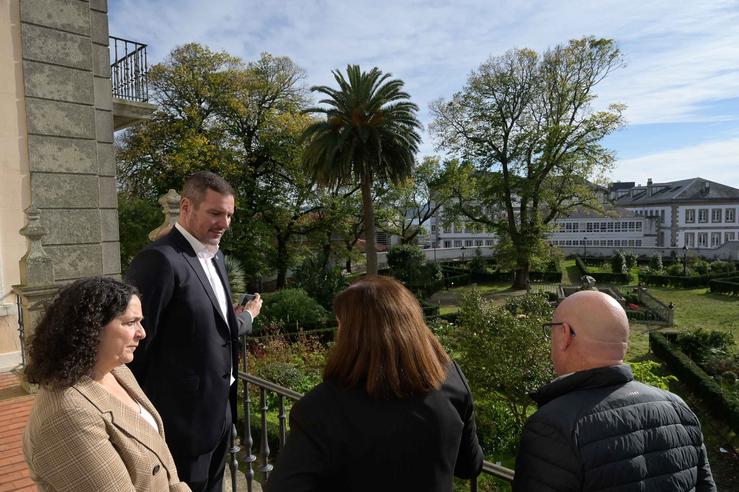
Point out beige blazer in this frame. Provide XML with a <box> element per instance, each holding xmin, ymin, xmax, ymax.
<box><xmin>23</xmin><ymin>365</ymin><xmax>190</xmax><ymax>492</ymax></box>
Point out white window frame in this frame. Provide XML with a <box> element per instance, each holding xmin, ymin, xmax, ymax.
<box><xmin>685</xmin><ymin>209</ymin><xmax>695</xmax><ymax>223</ymax></box>
<box><xmin>698</xmin><ymin>209</ymin><xmax>708</xmax><ymax>223</ymax></box>
<box><xmin>711</xmin><ymin>209</ymin><xmax>722</xmax><ymax>223</ymax></box>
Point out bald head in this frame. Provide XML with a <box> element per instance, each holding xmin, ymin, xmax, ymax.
<box><xmin>550</xmin><ymin>291</ymin><xmax>629</xmax><ymax>375</ymax></box>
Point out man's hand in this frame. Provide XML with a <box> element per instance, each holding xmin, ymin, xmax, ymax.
<box><xmin>235</xmin><ymin>293</ymin><xmax>262</xmax><ymax>319</ymax></box>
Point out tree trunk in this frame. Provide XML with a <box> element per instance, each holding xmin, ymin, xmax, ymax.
<box><xmin>275</xmin><ymin>236</ymin><xmax>288</xmax><ymax>288</ymax></box>
<box><xmin>360</xmin><ymin>175</ymin><xmax>378</xmax><ymax>275</ymax></box>
<box><xmin>513</xmin><ymin>260</ymin><xmax>530</xmax><ymax>290</ymax></box>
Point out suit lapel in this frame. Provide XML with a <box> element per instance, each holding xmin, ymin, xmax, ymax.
<box><xmin>73</xmin><ymin>367</ymin><xmax>173</xmax><ymax>468</ymax></box>
<box><xmin>170</xmin><ymin>228</ymin><xmax>230</xmax><ymax>328</ymax></box>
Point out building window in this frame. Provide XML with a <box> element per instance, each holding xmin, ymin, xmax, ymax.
<box><xmin>660</xmin><ymin>210</ymin><xmax>665</xmax><ymax>222</ymax></box>
<box><xmin>685</xmin><ymin>232</ymin><xmax>695</xmax><ymax>247</ymax></box>
<box><xmin>572</xmin><ymin>223</ymin><xmax>579</xmax><ymax>232</ymax></box>
<box><xmin>685</xmin><ymin>209</ymin><xmax>695</xmax><ymax>223</ymax></box>
<box><xmin>698</xmin><ymin>209</ymin><xmax>708</xmax><ymax>223</ymax></box>
<box><xmin>698</xmin><ymin>232</ymin><xmax>708</xmax><ymax>247</ymax></box>
<box><xmin>485</xmin><ymin>240</ymin><xmax>494</xmax><ymax>246</ymax></box>
<box><xmin>465</xmin><ymin>240</ymin><xmax>473</xmax><ymax>247</ymax></box>
<box><xmin>725</xmin><ymin>232</ymin><xmax>736</xmax><ymax>242</ymax></box>
<box><xmin>711</xmin><ymin>209</ymin><xmax>722</xmax><ymax>223</ymax></box>
<box><xmin>454</xmin><ymin>240</ymin><xmax>462</xmax><ymax>247</ymax></box>
<box><xmin>711</xmin><ymin>232</ymin><xmax>721</xmax><ymax>247</ymax></box>
<box><xmin>586</xmin><ymin>222</ymin><xmax>593</xmax><ymax>232</ymax></box>
<box><xmin>431</xmin><ymin>225</ymin><xmax>437</xmax><ymax>232</ymax></box>
<box><xmin>628</xmin><ymin>239</ymin><xmax>635</xmax><ymax>247</ymax></box>
<box><xmin>636</xmin><ymin>222</ymin><xmax>642</xmax><ymax>231</ymax></box>
<box><xmin>636</xmin><ymin>240</ymin><xmax>642</xmax><ymax>246</ymax></box>
<box><xmin>475</xmin><ymin>240</ymin><xmax>483</xmax><ymax>246</ymax></box>
<box><xmin>607</xmin><ymin>222</ymin><xmax>613</xmax><ymax>232</ymax></box>
<box><xmin>726</xmin><ymin>208</ymin><xmax>736</xmax><ymax>223</ymax></box>
<box><xmin>444</xmin><ymin>241</ymin><xmax>451</xmax><ymax>248</ymax></box>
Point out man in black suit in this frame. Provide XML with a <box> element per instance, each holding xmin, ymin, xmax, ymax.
<box><xmin>126</xmin><ymin>171</ymin><xmax>262</xmax><ymax>492</ymax></box>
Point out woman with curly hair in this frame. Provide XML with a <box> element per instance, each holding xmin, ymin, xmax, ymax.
<box><xmin>23</xmin><ymin>276</ymin><xmax>190</xmax><ymax>491</ymax></box>
<box><xmin>266</xmin><ymin>276</ymin><xmax>483</xmax><ymax>492</ymax></box>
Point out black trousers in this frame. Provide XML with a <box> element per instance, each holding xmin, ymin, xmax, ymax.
<box><xmin>174</xmin><ymin>404</ymin><xmax>232</xmax><ymax>492</ymax></box>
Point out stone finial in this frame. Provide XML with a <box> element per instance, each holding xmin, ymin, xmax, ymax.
<box><xmin>579</xmin><ymin>275</ymin><xmax>597</xmax><ymax>291</ymax></box>
<box><xmin>18</xmin><ymin>205</ymin><xmax>55</xmax><ymax>286</ymax></box>
<box><xmin>148</xmin><ymin>189</ymin><xmax>181</xmax><ymax>241</ymax></box>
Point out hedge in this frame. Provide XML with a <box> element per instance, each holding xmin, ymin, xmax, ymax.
<box><xmin>575</xmin><ymin>255</ymin><xmax>630</xmax><ymax>283</ymax></box>
<box><xmin>649</xmin><ymin>332</ymin><xmax>739</xmax><ymax>434</ymax></box>
<box><xmin>641</xmin><ymin>271</ymin><xmax>738</xmax><ymax>288</ymax></box>
<box><xmin>709</xmin><ymin>276</ymin><xmax>739</xmax><ymax>295</ymax></box>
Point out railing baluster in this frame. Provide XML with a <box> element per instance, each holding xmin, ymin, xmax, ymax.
<box><xmin>242</xmin><ymin>345</ymin><xmax>255</xmax><ymax>492</ymax></box>
<box><xmin>228</xmin><ymin>424</ymin><xmax>239</xmax><ymax>492</ymax></box>
<box><xmin>258</xmin><ymin>388</ymin><xmax>274</xmax><ymax>480</ymax></box>
<box><xmin>278</xmin><ymin>395</ymin><xmax>287</xmax><ymax>448</ymax></box>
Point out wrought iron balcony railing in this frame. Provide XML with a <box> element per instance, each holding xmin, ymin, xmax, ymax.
<box><xmin>228</xmin><ymin>341</ymin><xmax>514</xmax><ymax>491</ymax></box>
<box><xmin>110</xmin><ymin>36</ymin><xmax>149</xmax><ymax>103</ymax></box>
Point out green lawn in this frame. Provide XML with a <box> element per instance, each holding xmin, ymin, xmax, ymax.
<box><xmin>627</xmin><ymin>286</ymin><xmax>738</xmax><ymax>362</ymax></box>
<box><xmin>430</xmin><ymin>282</ymin><xmax>522</xmax><ymax>315</ymax></box>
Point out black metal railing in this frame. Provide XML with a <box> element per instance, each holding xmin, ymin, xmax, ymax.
<box><xmin>230</xmin><ymin>344</ymin><xmax>514</xmax><ymax>491</ymax></box>
<box><xmin>110</xmin><ymin>36</ymin><xmax>149</xmax><ymax>102</ymax></box>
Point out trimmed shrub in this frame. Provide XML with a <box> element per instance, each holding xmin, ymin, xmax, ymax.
<box><xmin>648</xmin><ymin>254</ymin><xmax>663</xmax><ymax>272</ymax></box>
<box><xmin>710</xmin><ymin>260</ymin><xmax>736</xmax><ymax>274</ymax></box>
<box><xmin>611</xmin><ymin>251</ymin><xmax>627</xmax><ymax>274</ymax></box>
<box><xmin>709</xmin><ymin>277</ymin><xmax>739</xmax><ymax>295</ymax></box>
<box><xmin>649</xmin><ymin>332</ymin><xmax>739</xmax><ymax>434</ymax></box>
<box><xmin>255</xmin><ymin>288</ymin><xmax>329</xmax><ymax>332</ymax></box>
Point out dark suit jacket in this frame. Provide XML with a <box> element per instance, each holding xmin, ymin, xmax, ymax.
<box><xmin>265</xmin><ymin>361</ymin><xmax>484</xmax><ymax>492</ymax></box>
<box><xmin>23</xmin><ymin>366</ymin><xmax>190</xmax><ymax>492</ymax></box>
<box><xmin>126</xmin><ymin>227</ymin><xmax>239</xmax><ymax>457</ymax></box>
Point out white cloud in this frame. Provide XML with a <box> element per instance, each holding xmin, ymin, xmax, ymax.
<box><xmin>611</xmin><ymin>137</ymin><xmax>739</xmax><ymax>188</ymax></box>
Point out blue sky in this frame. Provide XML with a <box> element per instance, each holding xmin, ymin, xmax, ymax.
<box><xmin>109</xmin><ymin>0</ymin><xmax>739</xmax><ymax>188</ymax></box>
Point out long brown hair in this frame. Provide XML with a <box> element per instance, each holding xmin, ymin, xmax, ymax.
<box><xmin>324</xmin><ymin>276</ymin><xmax>450</xmax><ymax>399</ymax></box>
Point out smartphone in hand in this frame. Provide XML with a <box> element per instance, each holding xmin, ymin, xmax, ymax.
<box><xmin>239</xmin><ymin>293</ymin><xmax>256</xmax><ymax>306</ymax></box>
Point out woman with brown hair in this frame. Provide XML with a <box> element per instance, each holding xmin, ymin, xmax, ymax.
<box><xmin>266</xmin><ymin>276</ymin><xmax>483</xmax><ymax>492</ymax></box>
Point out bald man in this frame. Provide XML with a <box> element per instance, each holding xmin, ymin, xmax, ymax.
<box><xmin>513</xmin><ymin>291</ymin><xmax>716</xmax><ymax>491</ymax></box>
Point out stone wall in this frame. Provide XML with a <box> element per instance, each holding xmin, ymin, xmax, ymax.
<box><xmin>19</xmin><ymin>0</ymin><xmax>119</xmax><ymax>282</ymax></box>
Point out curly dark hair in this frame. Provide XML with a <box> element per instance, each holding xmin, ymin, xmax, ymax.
<box><xmin>25</xmin><ymin>276</ymin><xmax>139</xmax><ymax>388</ymax></box>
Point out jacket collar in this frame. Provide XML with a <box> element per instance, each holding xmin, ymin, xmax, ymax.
<box><xmin>530</xmin><ymin>364</ymin><xmax>634</xmax><ymax>407</ymax></box>
<box><xmin>72</xmin><ymin>366</ymin><xmax>172</xmax><ymax>466</ymax></box>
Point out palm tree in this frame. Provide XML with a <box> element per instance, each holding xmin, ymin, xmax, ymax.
<box><xmin>302</xmin><ymin>65</ymin><xmax>422</xmax><ymax>275</ymax></box>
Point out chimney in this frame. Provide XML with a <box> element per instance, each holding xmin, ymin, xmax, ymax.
<box><xmin>647</xmin><ymin>178</ymin><xmax>653</xmax><ymax>196</ymax></box>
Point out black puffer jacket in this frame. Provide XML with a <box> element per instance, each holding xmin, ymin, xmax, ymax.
<box><xmin>513</xmin><ymin>365</ymin><xmax>716</xmax><ymax>491</ymax></box>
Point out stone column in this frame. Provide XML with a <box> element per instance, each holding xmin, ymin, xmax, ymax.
<box><xmin>19</xmin><ymin>0</ymin><xmax>119</xmax><ymax>281</ymax></box>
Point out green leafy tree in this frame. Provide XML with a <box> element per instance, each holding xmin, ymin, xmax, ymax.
<box><xmin>430</xmin><ymin>37</ymin><xmax>625</xmax><ymax>288</ymax></box>
<box><xmin>117</xmin><ymin>193</ymin><xmax>162</xmax><ymax>272</ymax></box>
<box><xmin>450</xmin><ymin>291</ymin><xmax>555</xmax><ymax>430</ymax></box>
<box><xmin>376</xmin><ymin>156</ymin><xmax>453</xmax><ymax>244</ymax></box>
<box><xmin>302</xmin><ymin>65</ymin><xmax>422</xmax><ymax>275</ymax></box>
